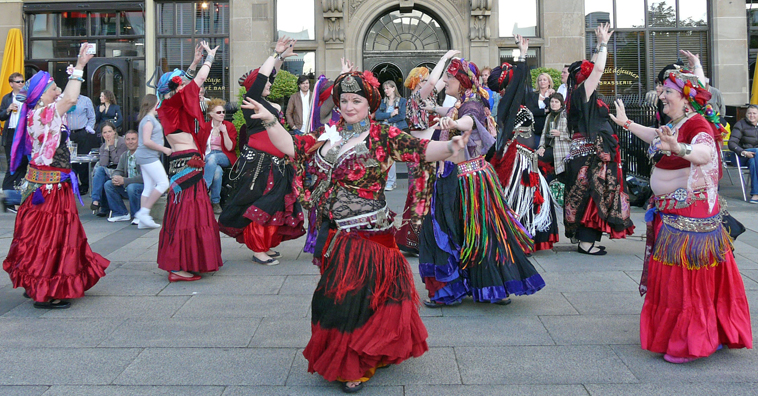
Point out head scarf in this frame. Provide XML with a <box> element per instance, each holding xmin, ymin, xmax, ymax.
<box><xmin>662</xmin><ymin>66</ymin><xmax>725</xmax><ymax>139</ymax></box>
<box><xmin>238</xmin><ymin>68</ymin><xmax>276</xmax><ymax>92</ymax></box>
<box><xmin>487</xmin><ymin>62</ymin><xmax>514</xmax><ymax>93</ymax></box>
<box><xmin>10</xmin><ymin>71</ymin><xmax>55</xmax><ymax>173</ymax></box>
<box><xmin>446</xmin><ymin>58</ymin><xmax>489</xmax><ymax>102</ymax></box>
<box><xmin>657</xmin><ymin>61</ymin><xmax>685</xmax><ymax>84</ymax></box>
<box><xmin>156</xmin><ymin>69</ymin><xmax>186</xmax><ymax>108</ymax></box>
<box><xmin>332</xmin><ymin>70</ymin><xmax>382</xmax><ymax>114</ymax></box>
<box><xmin>404</xmin><ymin>66</ymin><xmax>430</xmax><ymax>90</ymax></box>
<box><xmin>568</xmin><ymin>60</ymin><xmax>594</xmax><ymax>87</ymax></box>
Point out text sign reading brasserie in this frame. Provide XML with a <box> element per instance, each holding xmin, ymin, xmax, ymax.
<box><xmin>598</xmin><ymin>67</ymin><xmax>640</xmax><ymax>86</ymax></box>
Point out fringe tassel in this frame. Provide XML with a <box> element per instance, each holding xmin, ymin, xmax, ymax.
<box><xmin>31</xmin><ymin>188</ymin><xmax>45</xmax><ymax>205</ymax></box>
<box><xmin>652</xmin><ymin>224</ymin><xmax>732</xmax><ymax>269</ymax></box>
<box><xmin>458</xmin><ymin>163</ymin><xmax>533</xmax><ymax>269</ymax></box>
<box><xmin>500</xmin><ymin>150</ymin><xmax>553</xmax><ymax>234</ymax></box>
<box><xmin>532</xmin><ymin>172</ymin><xmax>553</xmax><ymax>233</ymax></box>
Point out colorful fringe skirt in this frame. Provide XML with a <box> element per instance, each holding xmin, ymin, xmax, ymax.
<box><xmin>418</xmin><ymin>157</ymin><xmax>545</xmax><ymax>304</ymax></box>
<box><xmin>157</xmin><ymin>150</ymin><xmax>223</xmax><ymax>273</ymax></box>
<box><xmin>491</xmin><ymin>140</ymin><xmax>559</xmax><ymax>251</ymax></box>
<box><xmin>303</xmin><ymin>226</ymin><xmax>428</xmax><ymax>382</ymax></box>
<box><xmin>640</xmin><ymin>190</ymin><xmax>752</xmax><ymax>358</ymax></box>
<box><xmin>3</xmin><ymin>167</ymin><xmax>109</xmax><ymax>302</ymax></box>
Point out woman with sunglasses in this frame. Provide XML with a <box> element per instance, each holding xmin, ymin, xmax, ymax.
<box><xmin>201</xmin><ymin>98</ymin><xmax>237</xmax><ymax>214</ymax></box>
<box><xmin>218</xmin><ymin>36</ymin><xmax>305</xmax><ymax>266</ymax></box>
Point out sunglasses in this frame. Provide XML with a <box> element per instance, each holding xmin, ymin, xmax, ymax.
<box><xmin>214</xmin><ymin>110</ymin><xmax>225</xmax><ymax>114</ymax></box>
<box><xmin>11</xmin><ymin>80</ymin><xmax>24</xmax><ymax>83</ymax></box>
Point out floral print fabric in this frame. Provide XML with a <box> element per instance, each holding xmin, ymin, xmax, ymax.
<box><xmin>28</xmin><ymin>103</ymin><xmax>65</xmax><ymax>167</ymax></box>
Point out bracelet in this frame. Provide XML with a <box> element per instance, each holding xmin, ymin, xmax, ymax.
<box><xmin>599</xmin><ymin>42</ymin><xmax>607</xmax><ymax>49</ymax></box>
<box><xmin>262</xmin><ymin>119</ymin><xmax>278</xmax><ymax>129</ymax></box>
<box><xmin>202</xmin><ymin>61</ymin><xmax>212</xmax><ymax>69</ymax></box>
<box><xmin>694</xmin><ymin>64</ymin><xmax>702</xmax><ymax>70</ymax></box>
<box><xmin>517</xmin><ymin>56</ymin><xmax>526</xmax><ymax>62</ymax></box>
<box><xmin>677</xmin><ymin>143</ymin><xmax>692</xmax><ymax>157</ymax></box>
<box><xmin>446</xmin><ymin>140</ymin><xmax>454</xmax><ymax>154</ymax></box>
<box><xmin>71</xmin><ymin>69</ymin><xmax>84</xmax><ymax>78</ymax></box>
<box><xmin>68</xmin><ymin>76</ymin><xmax>85</xmax><ymax>82</ymax></box>
<box><xmin>273</xmin><ymin>52</ymin><xmax>283</xmax><ymax>61</ymax></box>
<box><xmin>622</xmin><ymin>120</ymin><xmax>632</xmax><ymax>131</ymax></box>
<box><xmin>185</xmin><ymin>68</ymin><xmax>197</xmax><ymax>79</ymax></box>
<box><xmin>204</xmin><ymin>54</ymin><xmax>215</xmax><ymax>65</ymax></box>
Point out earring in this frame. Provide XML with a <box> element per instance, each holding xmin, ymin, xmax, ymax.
<box><xmin>683</xmin><ymin>105</ymin><xmax>690</xmax><ymax>114</ymax></box>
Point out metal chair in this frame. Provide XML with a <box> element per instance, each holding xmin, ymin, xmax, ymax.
<box><xmin>722</xmin><ymin>149</ymin><xmax>751</xmax><ymax>201</ymax></box>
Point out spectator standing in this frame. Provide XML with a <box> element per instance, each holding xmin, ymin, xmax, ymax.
<box><xmin>375</xmin><ymin>80</ymin><xmax>407</xmax><ymax>190</ymax></box>
<box><xmin>480</xmin><ymin>66</ymin><xmax>500</xmax><ymax>112</ymax></box>
<box><xmin>105</xmin><ymin>130</ymin><xmax>144</xmax><ymax>222</ymax></box>
<box><xmin>67</xmin><ymin>94</ymin><xmax>98</xmax><ymax>194</ymax></box>
<box><xmin>557</xmin><ymin>65</ymin><xmax>569</xmax><ymax>98</ymax></box>
<box><xmin>1</xmin><ymin>72</ymin><xmax>26</xmax><ymax>213</ymax></box>
<box><xmin>728</xmin><ymin>104</ymin><xmax>758</xmax><ymax>203</ymax></box>
<box><xmin>202</xmin><ymin>98</ymin><xmax>237</xmax><ymax>213</ymax></box>
<box><xmin>285</xmin><ymin>75</ymin><xmax>313</xmax><ymax>135</ymax></box>
<box><xmin>525</xmin><ymin>72</ymin><xmax>555</xmax><ymax>149</ymax></box>
<box><xmin>95</xmin><ymin>90</ymin><xmax>123</xmax><ymax>134</ymax></box>
<box><xmin>133</xmin><ymin>94</ymin><xmax>169</xmax><ymax>229</ymax></box>
<box><xmin>90</xmin><ymin>121</ymin><xmax>127</xmax><ymax>216</ymax></box>
<box><xmin>537</xmin><ymin>92</ymin><xmax>571</xmax><ymax>179</ymax></box>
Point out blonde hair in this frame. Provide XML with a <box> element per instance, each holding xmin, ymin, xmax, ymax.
<box><xmin>207</xmin><ymin>98</ymin><xmax>227</xmax><ymax>114</ymax></box>
<box><xmin>537</xmin><ymin>73</ymin><xmax>554</xmax><ymax>90</ymax></box>
<box><xmin>382</xmin><ymin>80</ymin><xmax>401</xmax><ymax>101</ymax></box>
<box><xmin>404</xmin><ymin>66</ymin><xmax>430</xmax><ymax>90</ymax></box>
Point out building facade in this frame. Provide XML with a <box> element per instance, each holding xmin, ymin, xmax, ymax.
<box><xmin>0</xmin><ymin>0</ymin><xmax>749</xmax><ymax>130</ymax></box>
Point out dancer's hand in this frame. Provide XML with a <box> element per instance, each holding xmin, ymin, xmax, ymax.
<box><xmin>449</xmin><ymin>130</ymin><xmax>472</xmax><ymax>154</ymax></box>
<box><xmin>595</xmin><ymin>22</ymin><xmax>613</xmax><ymax>45</ymax></box>
<box><xmin>281</xmin><ymin>39</ymin><xmax>297</xmax><ymax>59</ymax></box>
<box><xmin>550</xmin><ymin>129</ymin><xmax>561</xmax><ymax>137</ymax></box>
<box><xmin>679</xmin><ymin>50</ymin><xmax>701</xmax><ymax>70</ymax></box>
<box><xmin>163</xmin><ymin>147</ymin><xmax>173</xmax><ymax>156</ymax></box>
<box><xmin>242</xmin><ymin>97</ymin><xmax>276</xmax><ymax>123</ymax></box>
<box><xmin>609</xmin><ymin>98</ymin><xmax>628</xmax><ymax>126</ymax></box>
<box><xmin>76</xmin><ymin>42</ymin><xmax>95</xmax><ymax>68</ymax></box>
<box><xmin>438</xmin><ymin>116</ymin><xmax>458</xmax><ymax>130</ymax></box>
<box><xmin>340</xmin><ymin>58</ymin><xmax>355</xmax><ymax>74</ymax></box>
<box><xmin>192</xmin><ymin>43</ymin><xmax>203</xmax><ymax>65</ymax></box>
<box><xmin>200</xmin><ymin>41</ymin><xmax>219</xmax><ymax>57</ymax></box>
<box><xmin>656</xmin><ymin>125</ymin><xmax>680</xmax><ymax>153</ymax></box>
<box><xmin>536</xmin><ymin>147</ymin><xmax>545</xmax><ymax>157</ymax></box>
<box><xmin>516</xmin><ymin>34</ymin><xmax>529</xmax><ymax>54</ymax></box>
<box><xmin>442</xmin><ymin>50</ymin><xmax>460</xmax><ymax>61</ymax></box>
<box><xmin>275</xmin><ymin>36</ymin><xmax>290</xmax><ymax>55</ymax></box>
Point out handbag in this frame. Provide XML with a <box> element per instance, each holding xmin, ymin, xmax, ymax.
<box><xmin>721</xmin><ymin>210</ymin><xmax>746</xmax><ymax>240</ymax></box>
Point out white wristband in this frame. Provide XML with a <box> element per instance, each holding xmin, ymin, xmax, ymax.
<box><xmin>72</xmin><ymin>69</ymin><xmax>84</xmax><ymax>78</ymax></box>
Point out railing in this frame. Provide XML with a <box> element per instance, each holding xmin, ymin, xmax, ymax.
<box><xmin>603</xmin><ymin>97</ymin><xmax>657</xmax><ymax>179</ymax></box>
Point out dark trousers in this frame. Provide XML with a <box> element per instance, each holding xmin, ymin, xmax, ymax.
<box><xmin>3</xmin><ymin>128</ymin><xmax>28</xmax><ymax>192</ymax></box>
<box><xmin>69</xmin><ymin>128</ymin><xmax>100</xmax><ymax>192</ymax></box>
<box><xmin>575</xmin><ymin>225</ymin><xmax>602</xmax><ymax>243</ymax></box>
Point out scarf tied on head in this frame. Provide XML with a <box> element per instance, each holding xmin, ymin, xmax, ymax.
<box><xmin>11</xmin><ymin>72</ymin><xmax>55</xmax><ymax>173</ymax></box>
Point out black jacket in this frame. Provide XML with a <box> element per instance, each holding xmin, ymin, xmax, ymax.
<box><xmin>0</xmin><ymin>92</ymin><xmax>16</xmax><ymax>147</ymax></box>
<box><xmin>728</xmin><ymin>118</ymin><xmax>758</xmax><ymax>155</ymax></box>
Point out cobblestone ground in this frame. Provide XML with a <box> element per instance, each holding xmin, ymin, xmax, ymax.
<box><xmin>0</xmin><ymin>164</ymin><xmax>756</xmax><ymax>395</ymax></box>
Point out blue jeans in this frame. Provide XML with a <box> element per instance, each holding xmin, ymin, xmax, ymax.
<box><xmin>104</xmin><ymin>181</ymin><xmax>144</xmax><ymax>217</ymax></box>
<box><xmin>3</xmin><ymin>189</ymin><xmax>21</xmax><ymax>206</ymax></box>
<box><xmin>387</xmin><ymin>163</ymin><xmax>397</xmax><ymax>187</ymax></box>
<box><xmin>737</xmin><ymin>148</ymin><xmax>758</xmax><ymax>196</ymax></box>
<box><xmin>91</xmin><ymin>165</ymin><xmax>113</xmax><ymax>209</ymax></box>
<box><xmin>203</xmin><ymin>151</ymin><xmax>231</xmax><ymax>204</ymax></box>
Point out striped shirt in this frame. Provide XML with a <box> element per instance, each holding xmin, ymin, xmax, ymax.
<box><xmin>67</xmin><ymin>95</ymin><xmax>96</xmax><ymax>133</ymax></box>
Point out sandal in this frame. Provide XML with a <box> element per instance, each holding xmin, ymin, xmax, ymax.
<box><xmin>577</xmin><ymin>242</ymin><xmax>607</xmax><ymax>256</ymax></box>
<box><xmin>252</xmin><ymin>256</ymin><xmax>280</xmax><ymax>266</ymax></box>
<box><xmin>267</xmin><ymin>250</ymin><xmax>281</xmax><ymax>259</ymax></box>
<box><xmin>90</xmin><ymin>202</ymin><xmax>100</xmax><ymax>211</ymax></box>
<box><xmin>341</xmin><ymin>381</ymin><xmax>364</xmax><ymax>394</ymax></box>
<box><xmin>493</xmin><ymin>298</ymin><xmax>512</xmax><ymax>305</ymax></box>
<box><xmin>423</xmin><ymin>299</ymin><xmax>462</xmax><ymax>308</ymax></box>
<box><xmin>33</xmin><ymin>300</ymin><xmax>71</xmax><ymax>309</ymax></box>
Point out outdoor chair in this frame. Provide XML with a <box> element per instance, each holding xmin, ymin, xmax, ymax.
<box><xmin>722</xmin><ymin>149</ymin><xmax>751</xmax><ymax>202</ymax></box>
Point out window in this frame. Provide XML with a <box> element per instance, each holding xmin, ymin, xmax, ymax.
<box><xmin>499</xmin><ymin>0</ymin><xmax>538</xmax><ymax>37</ymax></box>
<box><xmin>156</xmin><ymin>1</ymin><xmax>230</xmax><ymax>101</ymax></box>
<box><xmin>584</xmin><ymin>0</ymin><xmax>709</xmax><ymax>100</ymax></box>
<box><xmin>276</xmin><ymin>0</ymin><xmax>314</xmax><ymax>40</ymax></box>
<box><xmin>281</xmin><ymin>52</ymin><xmax>316</xmax><ymax>77</ymax></box>
<box><xmin>499</xmin><ymin>48</ymin><xmax>540</xmax><ymax>71</ymax></box>
<box><xmin>364</xmin><ymin>9</ymin><xmax>449</xmax><ymax>51</ymax></box>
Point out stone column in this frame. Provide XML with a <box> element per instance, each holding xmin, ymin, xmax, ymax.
<box><xmin>711</xmin><ymin>1</ymin><xmax>748</xmax><ymax>106</ymax></box>
<box><xmin>542</xmin><ymin>0</ymin><xmax>585</xmax><ymax>71</ymax></box>
<box><xmin>323</xmin><ymin>0</ymin><xmax>345</xmax><ymax>78</ymax></box>
<box><xmin>468</xmin><ymin>0</ymin><xmax>490</xmax><ymax>65</ymax></box>
<box><xmin>230</xmin><ymin>0</ymin><xmax>275</xmax><ymax>99</ymax></box>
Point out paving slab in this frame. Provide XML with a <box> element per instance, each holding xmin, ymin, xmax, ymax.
<box><xmin>0</xmin><ymin>348</ymin><xmax>141</xmax><ymax>385</ymax></box>
<box><xmin>42</xmin><ymin>386</ymin><xmax>224</xmax><ymax>396</ymax></box>
<box><xmin>278</xmin><ymin>275</ymin><xmax>319</xmax><ymax>295</ymax></box>
<box><xmin>611</xmin><ymin>344</ymin><xmax>758</xmax><ymax>382</ymax></box>
<box><xmin>402</xmin><ymin>384</ymin><xmax>590</xmax><ymax>396</ymax></box>
<box><xmin>540</xmin><ymin>315</ymin><xmax>640</xmax><ymax>345</ymax></box>
<box><xmin>212</xmin><ymin>260</ymin><xmax>321</xmax><ymax>276</ymax></box>
<box><xmin>174</xmin><ymin>295</ymin><xmax>310</xmax><ymax>318</ymax></box>
<box><xmin>0</xmin><ymin>284</ymin><xmax>30</xmax><ymax>316</ymax></box>
<box><xmin>584</xmin><ymin>383</ymin><xmax>758</xmax><ymax>396</ymax></box>
<box><xmin>439</xmin><ymin>292</ymin><xmax>579</xmax><ymax>317</ymax></box>
<box><xmin>540</xmin><ymin>272</ymin><xmax>641</xmax><ymax>292</ymax></box>
<box><xmin>534</xmin><ymin>251</ymin><xmax>644</xmax><ymax>273</ymax></box>
<box><xmin>99</xmin><ymin>318</ymin><xmax>261</xmax><ymax>348</ymax></box>
<box><xmin>222</xmin><ymin>385</ymin><xmax>404</xmax><ymax>395</ymax></box>
<box><xmin>114</xmin><ymin>348</ymin><xmax>296</xmax><ymax>386</ymax></box>
<box><xmin>36</xmin><ymin>296</ymin><xmax>189</xmax><ymax>319</ymax></box>
<box><xmin>561</xmin><ymin>292</ymin><xmax>644</xmax><ymax>315</ymax></box>
<box><xmin>455</xmin><ymin>346</ymin><xmax>638</xmax><ymax>385</ymax></box>
<box><xmin>86</xmin><ymin>269</ymin><xmax>169</xmax><ymax>296</ymax></box>
<box><xmin>159</xmin><ymin>275</ymin><xmax>285</xmax><ymax>296</ymax></box>
<box><xmin>248</xmin><ymin>317</ymin><xmax>311</xmax><ymax>348</ymax></box>
<box><xmin>422</xmin><ymin>316</ymin><xmax>554</xmax><ymax>347</ymax></box>
<box><xmin>0</xmin><ymin>318</ymin><xmax>124</xmax><ymax>347</ymax></box>
<box><xmin>0</xmin><ymin>386</ymin><xmax>48</xmax><ymax>396</ymax></box>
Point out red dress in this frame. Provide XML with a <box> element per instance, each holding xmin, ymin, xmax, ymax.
<box><xmin>156</xmin><ymin>81</ymin><xmax>223</xmax><ymax>273</ymax></box>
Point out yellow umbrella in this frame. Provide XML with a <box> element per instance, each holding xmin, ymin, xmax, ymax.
<box><xmin>752</xmin><ymin>61</ymin><xmax>758</xmax><ymax>105</ymax></box>
<box><xmin>0</xmin><ymin>28</ymin><xmax>24</xmax><ymax>129</ymax></box>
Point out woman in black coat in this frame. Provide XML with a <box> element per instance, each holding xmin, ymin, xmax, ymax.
<box><xmin>95</xmin><ymin>90</ymin><xmax>123</xmax><ymax>135</ymax></box>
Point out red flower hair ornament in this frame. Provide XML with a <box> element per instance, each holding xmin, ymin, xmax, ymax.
<box><xmin>362</xmin><ymin>70</ymin><xmax>380</xmax><ymax>88</ymax></box>
<box><xmin>171</xmin><ymin>76</ymin><xmax>183</xmax><ymax>85</ymax></box>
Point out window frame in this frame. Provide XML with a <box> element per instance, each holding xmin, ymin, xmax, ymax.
<box><xmin>498</xmin><ymin>0</ymin><xmax>541</xmax><ymax>38</ymax></box>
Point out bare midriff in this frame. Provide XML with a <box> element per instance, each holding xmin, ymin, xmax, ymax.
<box><xmin>166</xmin><ymin>131</ymin><xmax>197</xmax><ymax>152</ymax></box>
<box><xmin>650</xmin><ymin>166</ymin><xmax>706</xmax><ymax>196</ymax></box>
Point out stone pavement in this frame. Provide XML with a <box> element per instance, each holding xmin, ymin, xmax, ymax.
<box><xmin>0</xmin><ymin>165</ymin><xmax>757</xmax><ymax>396</ymax></box>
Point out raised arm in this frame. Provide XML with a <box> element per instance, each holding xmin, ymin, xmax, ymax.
<box><xmin>193</xmin><ymin>41</ymin><xmax>219</xmax><ymax>87</ymax></box>
<box><xmin>259</xmin><ymin>36</ymin><xmax>297</xmax><ymax>79</ymax></box>
<box><xmin>58</xmin><ymin>43</ymin><xmax>95</xmax><ymax>116</ymax></box>
<box><xmin>242</xmin><ymin>97</ymin><xmax>295</xmax><ymax>158</ymax></box>
<box><xmin>583</xmin><ymin>23</ymin><xmax>613</xmax><ymax>101</ymax></box>
<box><xmin>421</xmin><ymin>49</ymin><xmax>460</xmax><ymax>99</ymax></box>
<box><xmin>680</xmin><ymin>50</ymin><xmax>706</xmax><ymax>87</ymax></box>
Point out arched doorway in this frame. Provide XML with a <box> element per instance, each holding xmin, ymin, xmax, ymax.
<box><xmin>363</xmin><ymin>8</ymin><xmax>450</xmax><ymax>98</ymax></box>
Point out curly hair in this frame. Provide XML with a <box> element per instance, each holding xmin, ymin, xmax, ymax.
<box><xmin>404</xmin><ymin>66</ymin><xmax>430</xmax><ymax>90</ymax></box>
<box><xmin>101</xmin><ymin>90</ymin><xmax>117</xmax><ymax>105</ymax></box>
<box><xmin>206</xmin><ymin>97</ymin><xmax>227</xmax><ymax>114</ymax></box>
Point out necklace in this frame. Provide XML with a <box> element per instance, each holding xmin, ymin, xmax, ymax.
<box><xmin>325</xmin><ymin>118</ymin><xmax>370</xmax><ymax>163</ymax></box>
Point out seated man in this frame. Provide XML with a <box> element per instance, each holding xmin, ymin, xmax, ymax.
<box><xmin>105</xmin><ymin>130</ymin><xmax>144</xmax><ymax>222</ymax></box>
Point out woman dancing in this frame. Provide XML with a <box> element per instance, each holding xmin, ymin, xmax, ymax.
<box><xmin>562</xmin><ymin>23</ymin><xmax>634</xmax><ymax>255</ymax></box>
<box><xmin>419</xmin><ymin>55</ymin><xmax>544</xmax><ymax>308</ymax></box>
<box><xmin>153</xmin><ymin>40</ymin><xmax>223</xmax><ymax>282</ymax></box>
<box><xmin>610</xmin><ymin>65</ymin><xmax>752</xmax><ymax>363</ymax></box>
<box><xmin>240</xmin><ymin>67</ymin><xmax>477</xmax><ymax>392</ymax></box>
<box><xmin>218</xmin><ymin>36</ymin><xmax>305</xmax><ymax>266</ymax></box>
<box><xmin>487</xmin><ymin>35</ymin><xmax>559</xmax><ymax>251</ymax></box>
<box><xmin>3</xmin><ymin>43</ymin><xmax>108</xmax><ymax>309</ymax></box>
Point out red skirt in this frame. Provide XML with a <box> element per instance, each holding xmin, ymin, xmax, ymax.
<box><xmin>304</xmin><ymin>228</ymin><xmax>428</xmax><ymax>382</ymax></box>
<box><xmin>3</xmin><ymin>182</ymin><xmax>109</xmax><ymax>301</ymax></box>
<box><xmin>640</xmin><ymin>199</ymin><xmax>752</xmax><ymax>358</ymax></box>
<box><xmin>157</xmin><ymin>181</ymin><xmax>223</xmax><ymax>273</ymax></box>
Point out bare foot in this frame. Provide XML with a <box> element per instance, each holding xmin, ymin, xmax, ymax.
<box><xmin>172</xmin><ymin>270</ymin><xmax>195</xmax><ymax>278</ymax></box>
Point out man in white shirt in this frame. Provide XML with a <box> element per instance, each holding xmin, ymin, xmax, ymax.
<box><xmin>1</xmin><ymin>72</ymin><xmax>26</xmax><ymax>213</ymax></box>
<box><xmin>557</xmin><ymin>64</ymin><xmax>569</xmax><ymax>98</ymax></box>
<box><xmin>285</xmin><ymin>75</ymin><xmax>313</xmax><ymax>135</ymax></box>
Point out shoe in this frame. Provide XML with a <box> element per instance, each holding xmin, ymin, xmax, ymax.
<box><xmin>253</xmin><ymin>256</ymin><xmax>279</xmax><ymax>266</ymax></box>
<box><xmin>267</xmin><ymin>250</ymin><xmax>281</xmax><ymax>259</ymax></box>
<box><xmin>577</xmin><ymin>243</ymin><xmax>607</xmax><ymax>256</ymax></box>
<box><xmin>341</xmin><ymin>381</ymin><xmax>364</xmax><ymax>394</ymax></box>
<box><xmin>33</xmin><ymin>300</ymin><xmax>71</xmax><ymax>309</ymax></box>
<box><xmin>493</xmin><ymin>298</ymin><xmax>512</xmax><ymax>305</ymax></box>
<box><xmin>96</xmin><ymin>209</ymin><xmax>109</xmax><ymax>217</ymax></box>
<box><xmin>168</xmin><ymin>272</ymin><xmax>201</xmax><ymax>282</ymax></box>
<box><xmin>212</xmin><ymin>203</ymin><xmax>223</xmax><ymax>214</ymax></box>
<box><xmin>90</xmin><ymin>202</ymin><xmax>100</xmax><ymax>211</ymax></box>
<box><xmin>423</xmin><ymin>299</ymin><xmax>462</xmax><ymax>308</ymax></box>
<box><xmin>108</xmin><ymin>214</ymin><xmax>131</xmax><ymax>222</ymax></box>
<box><xmin>23</xmin><ymin>291</ymin><xmax>30</xmax><ymax>299</ymax></box>
<box><xmin>750</xmin><ymin>199</ymin><xmax>758</xmax><ymax>204</ymax></box>
<box><xmin>135</xmin><ymin>209</ymin><xmax>160</xmax><ymax>229</ymax></box>
<box><xmin>5</xmin><ymin>204</ymin><xmax>18</xmax><ymax>214</ymax></box>
<box><xmin>663</xmin><ymin>354</ymin><xmax>698</xmax><ymax>364</ymax></box>
<box><xmin>384</xmin><ymin>184</ymin><xmax>395</xmax><ymax>191</ymax></box>
<box><xmin>131</xmin><ymin>218</ymin><xmax>139</xmax><ymax>225</ymax></box>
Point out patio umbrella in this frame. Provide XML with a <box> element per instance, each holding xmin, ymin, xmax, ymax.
<box><xmin>0</xmin><ymin>28</ymin><xmax>24</xmax><ymax>129</ymax></box>
<box><xmin>752</xmin><ymin>61</ymin><xmax>758</xmax><ymax>105</ymax></box>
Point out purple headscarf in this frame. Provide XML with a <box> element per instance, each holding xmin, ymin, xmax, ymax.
<box><xmin>10</xmin><ymin>71</ymin><xmax>55</xmax><ymax>173</ymax></box>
